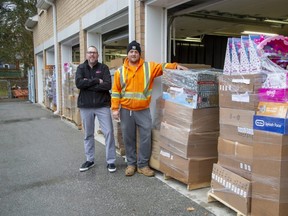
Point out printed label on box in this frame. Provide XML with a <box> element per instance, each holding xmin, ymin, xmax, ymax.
<box><xmin>253</xmin><ymin>115</ymin><xmax>288</xmax><ymax>134</ymax></box>
<box><xmin>257</xmin><ymin>101</ymin><xmax>288</xmax><ymax>118</ymax></box>
<box><xmin>232</xmin><ymin>92</ymin><xmax>250</xmax><ymax>102</ymax></box>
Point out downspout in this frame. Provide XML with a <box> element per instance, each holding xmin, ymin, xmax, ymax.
<box><xmin>45</xmin><ymin>0</ymin><xmax>60</xmax><ymax>115</ymax></box>
<box><xmin>128</xmin><ymin>0</ymin><xmax>135</xmax><ymax>42</ymax></box>
<box><xmin>25</xmin><ymin>26</ymin><xmax>33</xmax><ymax>32</ymax></box>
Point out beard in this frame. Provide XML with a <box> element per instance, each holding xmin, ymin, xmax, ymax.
<box><xmin>88</xmin><ymin>58</ymin><xmax>97</xmax><ymax>66</ymax></box>
<box><xmin>128</xmin><ymin>56</ymin><xmax>140</xmax><ymax>64</ymax></box>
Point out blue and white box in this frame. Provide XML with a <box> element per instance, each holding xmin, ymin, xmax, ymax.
<box><xmin>253</xmin><ymin>115</ymin><xmax>288</xmax><ymax>134</ymax></box>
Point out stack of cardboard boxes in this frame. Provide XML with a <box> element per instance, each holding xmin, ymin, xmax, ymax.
<box><xmin>106</xmin><ymin>58</ymin><xmax>125</xmax><ymax>70</ymax></box>
<box><xmin>43</xmin><ymin>65</ymin><xmax>57</xmax><ymax>111</ymax></box>
<box><xmin>252</xmin><ymin>68</ymin><xmax>288</xmax><ymax>215</ymax></box>
<box><xmin>252</xmin><ymin>103</ymin><xmax>288</xmax><ymax>216</ymax></box>
<box><xmin>211</xmin><ymin>73</ymin><xmax>265</xmax><ymax>215</ymax></box>
<box><xmin>150</xmin><ymin>68</ymin><xmax>220</xmax><ymax>190</ymax></box>
<box><xmin>112</xmin><ymin>120</ymin><xmax>126</xmax><ymax>156</ymax></box>
<box><xmin>62</xmin><ymin>63</ymin><xmax>82</xmax><ymax>128</ymax></box>
<box><xmin>159</xmin><ymin>100</ymin><xmax>219</xmax><ymax>190</ymax></box>
<box><xmin>209</xmin><ymin>35</ymin><xmax>288</xmax><ymax>216</ymax></box>
<box><xmin>209</xmin><ymin>35</ymin><xmax>263</xmax><ymax>215</ymax></box>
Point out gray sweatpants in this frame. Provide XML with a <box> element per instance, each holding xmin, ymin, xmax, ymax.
<box><xmin>80</xmin><ymin>107</ymin><xmax>116</xmax><ymax>164</ymax></box>
<box><xmin>120</xmin><ymin>108</ymin><xmax>152</xmax><ymax>168</ymax></box>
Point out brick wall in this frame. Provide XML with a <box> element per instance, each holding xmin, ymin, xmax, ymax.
<box><xmin>135</xmin><ymin>1</ymin><xmax>145</xmax><ymax>58</ymax></box>
<box><xmin>34</xmin><ymin>8</ymin><xmax>53</xmax><ymax>47</ymax></box>
<box><xmin>56</xmin><ymin>0</ymin><xmax>105</xmax><ymax>31</ymax></box>
<box><xmin>33</xmin><ymin>0</ymin><xmax>105</xmax><ymax>48</ymax></box>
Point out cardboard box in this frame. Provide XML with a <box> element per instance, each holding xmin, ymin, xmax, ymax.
<box><xmin>251</xmin><ymin>181</ymin><xmax>288</xmax><ymax>216</ymax></box>
<box><xmin>181</xmin><ymin>64</ymin><xmax>211</xmax><ymax>69</ymax></box>
<box><xmin>210</xmin><ymin>163</ymin><xmax>251</xmax><ymax>215</ymax></box>
<box><xmin>72</xmin><ymin>107</ymin><xmax>82</xmax><ymax>127</ymax></box>
<box><xmin>219</xmin><ymin>74</ymin><xmax>266</xmax><ymax>110</ymax></box>
<box><xmin>153</xmin><ymin>97</ymin><xmax>165</xmax><ymax>130</ymax></box>
<box><xmin>149</xmin><ymin>129</ymin><xmax>161</xmax><ymax>171</ymax></box>
<box><xmin>251</xmin><ymin>109</ymin><xmax>288</xmax><ymax>216</ymax></box>
<box><xmin>253</xmin><ymin>115</ymin><xmax>288</xmax><ymax>134</ymax></box>
<box><xmin>162</xmin><ymin>112</ymin><xmax>219</xmax><ymax>133</ymax></box>
<box><xmin>256</xmin><ymin>101</ymin><xmax>288</xmax><ymax>118</ymax></box>
<box><xmin>159</xmin><ymin>148</ymin><xmax>217</xmax><ymax>185</ymax></box>
<box><xmin>217</xmin><ymin>137</ymin><xmax>253</xmax><ymax>180</ymax></box>
<box><xmin>160</xmin><ymin>121</ymin><xmax>219</xmax><ymax>146</ymax></box>
<box><xmin>160</xmin><ymin>132</ymin><xmax>219</xmax><ymax>159</ymax></box>
<box><xmin>163</xmin><ymin>91</ymin><xmax>219</xmax><ymax>109</ymax></box>
<box><xmin>163</xmin><ymin>101</ymin><xmax>219</xmax><ymax>132</ymax></box>
<box><xmin>219</xmin><ymin>91</ymin><xmax>259</xmax><ymax>110</ymax></box>
<box><xmin>163</xmin><ymin>69</ymin><xmax>219</xmax><ymax>93</ymax></box>
<box><xmin>162</xmin><ymin>69</ymin><xmax>219</xmax><ymax>108</ymax></box>
<box><xmin>252</xmin><ymin>177</ymin><xmax>288</xmax><ymax>201</ymax></box>
<box><xmin>219</xmin><ymin>74</ymin><xmax>266</xmax><ymax>93</ymax></box>
<box><xmin>253</xmin><ymin>130</ymin><xmax>288</xmax><ymax>145</ymax></box>
<box><xmin>220</xmin><ymin>124</ymin><xmax>254</xmax><ymax>146</ymax></box>
<box><xmin>220</xmin><ymin>107</ymin><xmax>255</xmax><ymax>128</ymax></box>
<box><xmin>258</xmin><ymin>88</ymin><xmax>288</xmax><ymax>103</ymax></box>
<box><xmin>253</xmin><ymin>131</ymin><xmax>288</xmax><ymax>178</ymax></box>
<box><xmin>109</xmin><ymin>58</ymin><xmax>124</xmax><ymax>69</ymax></box>
<box><xmin>160</xmin><ymin>121</ymin><xmax>191</xmax><ymax>145</ymax></box>
<box><xmin>112</xmin><ymin>120</ymin><xmax>125</xmax><ymax>153</ymax></box>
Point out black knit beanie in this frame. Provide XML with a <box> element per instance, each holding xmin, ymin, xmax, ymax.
<box><xmin>127</xmin><ymin>40</ymin><xmax>141</xmax><ymax>54</ymax></box>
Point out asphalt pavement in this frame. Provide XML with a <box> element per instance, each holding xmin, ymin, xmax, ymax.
<box><xmin>0</xmin><ymin>99</ymin><xmax>221</xmax><ymax>216</ymax></box>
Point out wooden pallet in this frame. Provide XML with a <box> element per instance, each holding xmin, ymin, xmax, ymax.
<box><xmin>163</xmin><ymin>173</ymin><xmax>211</xmax><ymax>191</ymax></box>
<box><xmin>17</xmin><ymin>96</ymin><xmax>28</xmax><ymax>99</ymax></box>
<box><xmin>61</xmin><ymin>115</ymin><xmax>82</xmax><ymax>130</ymax></box>
<box><xmin>207</xmin><ymin>192</ymin><xmax>247</xmax><ymax>216</ymax></box>
<box><xmin>12</xmin><ymin>89</ymin><xmax>28</xmax><ymax>98</ymax></box>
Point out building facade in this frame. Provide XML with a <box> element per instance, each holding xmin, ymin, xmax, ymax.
<box><xmin>28</xmin><ymin>0</ymin><xmax>184</xmax><ymax>140</ymax></box>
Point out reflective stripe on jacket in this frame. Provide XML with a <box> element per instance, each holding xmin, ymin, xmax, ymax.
<box><xmin>111</xmin><ymin>57</ymin><xmax>177</xmax><ymax>111</ymax></box>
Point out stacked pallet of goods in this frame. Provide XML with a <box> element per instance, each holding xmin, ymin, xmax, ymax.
<box><xmin>252</xmin><ymin>36</ymin><xmax>288</xmax><ymax>216</ymax></box>
<box><xmin>110</xmin><ymin>65</ymin><xmax>126</xmax><ymax>156</ymax></box>
<box><xmin>112</xmin><ymin>119</ymin><xmax>126</xmax><ymax>156</ymax></box>
<box><xmin>209</xmin><ymin>35</ymin><xmax>288</xmax><ymax>216</ymax></box>
<box><xmin>149</xmin><ymin>97</ymin><xmax>165</xmax><ymax>171</ymax></box>
<box><xmin>62</xmin><ymin>63</ymin><xmax>82</xmax><ymax>129</ymax></box>
<box><xmin>43</xmin><ymin>65</ymin><xmax>57</xmax><ymax>111</ymax></box>
<box><xmin>151</xmin><ymin>67</ymin><xmax>221</xmax><ymax>190</ymax></box>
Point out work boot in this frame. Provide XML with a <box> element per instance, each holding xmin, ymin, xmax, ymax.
<box><xmin>125</xmin><ymin>165</ymin><xmax>136</xmax><ymax>176</ymax></box>
<box><xmin>137</xmin><ymin>166</ymin><xmax>155</xmax><ymax>177</ymax></box>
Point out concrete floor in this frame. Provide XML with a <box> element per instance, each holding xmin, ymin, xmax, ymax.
<box><xmin>94</xmin><ymin>134</ymin><xmax>236</xmax><ymax>216</ymax></box>
<box><xmin>2</xmin><ymin>100</ymin><xmax>220</xmax><ymax>216</ymax></box>
<box><xmin>0</xmin><ymin>99</ymin><xmax>236</xmax><ymax>216</ymax></box>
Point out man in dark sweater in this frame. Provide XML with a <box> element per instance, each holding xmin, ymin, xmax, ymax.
<box><xmin>75</xmin><ymin>45</ymin><xmax>116</xmax><ymax>173</ymax></box>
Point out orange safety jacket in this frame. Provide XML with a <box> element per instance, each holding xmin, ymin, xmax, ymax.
<box><xmin>111</xmin><ymin>57</ymin><xmax>178</xmax><ymax>111</ymax></box>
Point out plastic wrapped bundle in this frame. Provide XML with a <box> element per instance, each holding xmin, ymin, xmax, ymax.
<box><xmin>162</xmin><ymin>69</ymin><xmax>221</xmax><ymax>92</ymax></box>
<box><xmin>162</xmin><ymin>69</ymin><xmax>221</xmax><ymax>109</ymax></box>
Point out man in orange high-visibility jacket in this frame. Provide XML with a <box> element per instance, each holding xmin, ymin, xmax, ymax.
<box><xmin>111</xmin><ymin>40</ymin><xmax>188</xmax><ymax>177</ymax></box>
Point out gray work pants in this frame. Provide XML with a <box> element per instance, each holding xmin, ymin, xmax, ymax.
<box><xmin>120</xmin><ymin>108</ymin><xmax>152</xmax><ymax>168</ymax></box>
<box><xmin>80</xmin><ymin>107</ymin><xmax>116</xmax><ymax>164</ymax></box>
